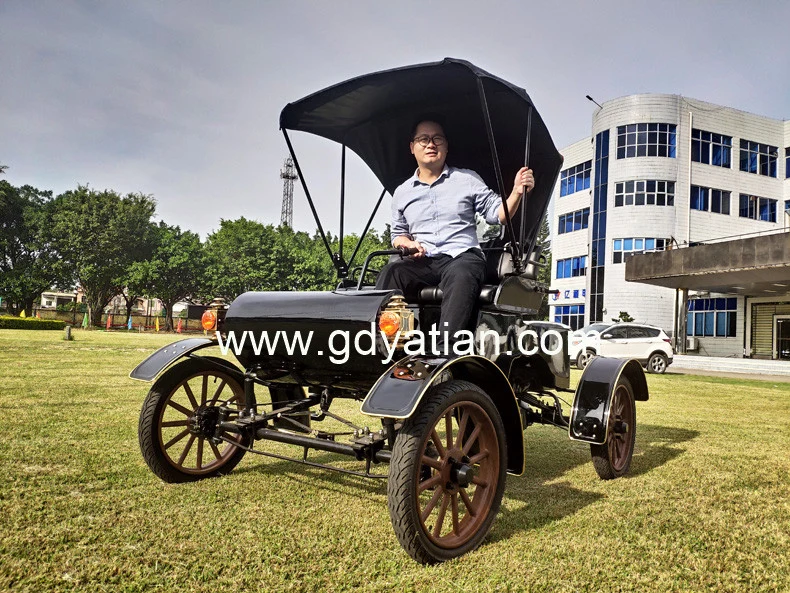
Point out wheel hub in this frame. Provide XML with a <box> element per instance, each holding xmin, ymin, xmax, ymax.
<box><xmin>439</xmin><ymin>449</ymin><xmax>477</xmax><ymax>490</ymax></box>
<box><xmin>190</xmin><ymin>406</ymin><xmax>220</xmax><ymax>437</ymax></box>
<box><xmin>451</xmin><ymin>461</ymin><xmax>477</xmax><ymax>488</ymax></box>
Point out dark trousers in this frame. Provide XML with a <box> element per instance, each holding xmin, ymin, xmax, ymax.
<box><xmin>375</xmin><ymin>250</ymin><xmax>487</xmax><ymax>347</ymax></box>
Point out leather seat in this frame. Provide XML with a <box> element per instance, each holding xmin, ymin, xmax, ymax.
<box><xmin>414</xmin><ymin>246</ymin><xmax>543</xmax><ymax>306</ymax></box>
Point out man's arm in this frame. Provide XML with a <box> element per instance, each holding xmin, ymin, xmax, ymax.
<box><xmin>497</xmin><ymin>167</ymin><xmax>535</xmax><ymax>224</ymax></box>
<box><xmin>391</xmin><ymin>190</ymin><xmax>426</xmax><ymax>257</ymax></box>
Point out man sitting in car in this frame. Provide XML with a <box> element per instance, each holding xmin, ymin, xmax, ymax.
<box><xmin>375</xmin><ymin>116</ymin><xmax>535</xmax><ymax>351</ymax></box>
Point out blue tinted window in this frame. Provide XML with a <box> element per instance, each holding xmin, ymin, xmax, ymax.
<box><xmin>739</xmin><ymin>194</ymin><xmax>777</xmax><ymax>222</ymax></box>
<box><xmin>740</xmin><ymin>140</ymin><xmax>777</xmax><ymax>177</ymax></box>
<box><xmin>557</xmin><ymin>208</ymin><xmax>590</xmax><ymax>235</ymax></box>
<box><xmin>617</xmin><ymin>123</ymin><xmax>677</xmax><ymax>160</ymax></box>
<box><xmin>687</xmin><ymin>297</ymin><xmax>737</xmax><ymax>337</ymax></box>
<box><xmin>692</xmin><ymin>129</ymin><xmax>732</xmax><ymax>168</ymax></box>
<box><xmin>559</xmin><ymin>161</ymin><xmax>592</xmax><ymax>197</ymax></box>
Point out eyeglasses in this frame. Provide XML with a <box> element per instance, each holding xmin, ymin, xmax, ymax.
<box><xmin>412</xmin><ymin>134</ymin><xmax>446</xmax><ymax>147</ymax></box>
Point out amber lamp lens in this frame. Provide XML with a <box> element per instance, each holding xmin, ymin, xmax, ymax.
<box><xmin>201</xmin><ymin>310</ymin><xmax>217</xmax><ymax>331</ymax></box>
<box><xmin>379</xmin><ymin>311</ymin><xmax>401</xmax><ymax>337</ymax></box>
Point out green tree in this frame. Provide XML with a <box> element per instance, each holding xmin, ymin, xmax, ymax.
<box><xmin>45</xmin><ymin>186</ymin><xmax>156</xmax><ymax>326</ymax></box>
<box><xmin>536</xmin><ymin>215</ymin><xmax>552</xmax><ymax>320</ymax></box>
<box><xmin>612</xmin><ymin>311</ymin><xmax>635</xmax><ymax>323</ymax></box>
<box><xmin>0</xmin><ymin>181</ymin><xmax>62</xmax><ymax>315</ymax></box>
<box><xmin>128</xmin><ymin>222</ymin><xmax>204</xmax><ymax>331</ymax></box>
<box><xmin>201</xmin><ymin>218</ymin><xmax>393</xmax><ymax>300</ymax></box>
<box><xmin>116</xmin><ymin>221</ymin><xmax>158</xmax><ymax>327</ymax></box>
<box><xmin>202</xmin><ymin>218</ymin><xmax>281</xmax><ymax>301</ymax></box>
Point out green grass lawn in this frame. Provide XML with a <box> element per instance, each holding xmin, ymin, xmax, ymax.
<box><xmin>1</xmin><ymin>329</ymin><xmax>789</xmax><ymax>592</ymax></box>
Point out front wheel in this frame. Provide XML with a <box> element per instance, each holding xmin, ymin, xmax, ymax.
<box><xmin>138</xmin><ymin>357</ymin><xmax>249</xmax><ymax>483</ymax></box>
<box><xmin>387</xmin><ymin>380</ymin><xmax>507</xmax><ymax>564</ymax></box>
<box><xmin>647</xmin><ymin>352</ymin><xmax>668</xmax><ymax>374</ymax></box>
<box><xmin>590</xmin><ymin>376</ymin><xmax>636</xmax><ymax>479</ymax></box>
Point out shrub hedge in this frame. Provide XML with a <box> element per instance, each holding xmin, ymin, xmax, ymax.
<box><xmin>0</xmin><ymin>317</ymin><xmax>67</xmax><ymax>330</ymax></box>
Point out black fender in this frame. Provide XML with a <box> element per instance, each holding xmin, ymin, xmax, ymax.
<box><xmin>568</xmin><ymin>357</ymin><xmax>648</xmax><ymax>445</ymax></box>
<box><xmin>130</xmin><ymin>338</ymin><xmax>222</xmax><ymax>382</ymax></box>
<box><xmin>360</xmin><ymin>354</ymin><xmax>524</xmax><ymax>475</ymax></box>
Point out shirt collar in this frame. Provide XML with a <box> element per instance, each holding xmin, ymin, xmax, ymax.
<box><xmin>410</xmin><ymin>164</ymin><xmax>452</xmax><ymax>186</ymax></box>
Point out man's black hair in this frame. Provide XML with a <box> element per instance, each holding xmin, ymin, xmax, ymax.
<box><xmin>410</xmin><ymin>114</ymin><xmax>447</xmax><ymax>140</ymax></box>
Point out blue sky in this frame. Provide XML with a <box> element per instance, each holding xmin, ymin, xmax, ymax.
<box><xmin>2</xmin><ymin>0</ymin><xmax>788</xmax><ymax>238</ymax></box>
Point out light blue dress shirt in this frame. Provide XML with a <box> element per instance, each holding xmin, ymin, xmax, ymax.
<box><xmin>391</xmin><ymin>166</ymin><xmax>503</xmax><ymax>257</ymax></box>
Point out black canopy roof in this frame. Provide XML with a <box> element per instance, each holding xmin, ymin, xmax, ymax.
<box><xmin>280</xmin><ymin>58</ymin><xmax>563</xmax><ymax>256</ymax></box>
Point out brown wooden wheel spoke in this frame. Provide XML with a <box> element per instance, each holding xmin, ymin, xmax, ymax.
<box><xmin>182</xmin><ymin>382</ymin><xmax>199</xmax><ymax>410</ymax></box>
<box><xmin>461</xmin><ymin>424</ymin><xmax>481</xmax><ymax>456</ymax></box>
<box><xmin>207</xmin><ymin>380</ymin><xmax>226</xmax><ymax>407</ymax></box>
<box><xmin>177</xmin><ymin>435</ymin><xmax>196</xmax><ymax>466</ymax></box>
<box><xmin>459</xmin><ymin>488</ymin><xmax>477</xmax><ymax>517</ymax></box>
<box><xmin>468</xmin><ymin>449</ymin><xmax>489</xmax><ymax>465</ymax></box>
<box><xmin>421</xmin><ymin>455</ymin><xmax>442</xmax><ymax>470</ymax></box>
<box><xmin>164</xmin><ymin>429</ymin><xmax>190</xmax><ymax>450</ymax></box>
<box><xmin>421</xmin><ymin>488</ymin><xmax>444</xmax><ymax>523</ymax></box>
<box><xmin>451</xmin><ymin>492</ymin><xmax>460</xmax><ymax>535</ymax></box>
<box><xmin>430</xmin><ymin>428</ymin><xmax>446</xmax><ymax>458</ymax></box>
<box><xmin>433</xmin><ymin>493</ymin><xmax>450</xmax><ymax>538</ymax></box>
<box><xmin>201</xmin><ymin>375</ymin><xmax>208</xmax><ymax>405</ymax></box>
<box><xmin>196</xmin><ymin>438</ymin><xmax>204</xmax><ymax>469</ymax></box>
<box><xmin>418</xmin><ymin>473</ymin><xmax>442</xmax><ymax>493</ymax></box>
<box><xmin>445</xmin><ymin>410</ymin><xmax>454</xmax><ymax>450</ymax></box>
<box><xmin>471</xmin><ymin>474</ymin><xmax>489</xmax><ymax>488</ymax></box>
<box><xmin>167</xmin><ymin>400</ymin><xmax>193</xmax><ymax>417</ymax></box>
<box><xmin>209</xmin><ymin>440</ymin><xmax>222</xmax><ymax>461</ymax></box>
<box><xmin>454</xmin><ymin>409</ymin><xmax>469</xmax><ymax>450</ymax></box>
<box><xmin>161</xmin><ymin>419</ymin><xmax>189</xmax><ymax>428</ymax></box>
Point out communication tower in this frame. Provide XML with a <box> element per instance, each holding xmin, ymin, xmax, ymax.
<box><xmin>280</xmin><ymin>157</ymin><xmax>297</xmax><ymax>227</ymax></box>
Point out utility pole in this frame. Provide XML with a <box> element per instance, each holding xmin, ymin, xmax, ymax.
<box><xmin>280</xmin><ymin>157</ymin><xmax>297</xmax><ymax>227</ymax></box>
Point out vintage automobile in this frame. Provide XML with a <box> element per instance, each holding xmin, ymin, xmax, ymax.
<box><xmin>131</xmin><ymin>58</ymin><xmax>648</xmax><ymax>564</ymax></box>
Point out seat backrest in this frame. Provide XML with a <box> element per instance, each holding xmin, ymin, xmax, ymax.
<box><xmin>484</xmin><ymin>244</ymin><xmax>543</xmax><ymax>283</ymax></box>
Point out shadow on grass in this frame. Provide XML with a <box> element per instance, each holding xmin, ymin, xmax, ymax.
<box><xmin>491</xmin><ymin>423</ymin><xmax>699</xmax><ymax>542</ymax></box>
<box><xmin>229</xmin><ymin>422</ymin><xmax>698</xmax><ymax>542</ymax></box>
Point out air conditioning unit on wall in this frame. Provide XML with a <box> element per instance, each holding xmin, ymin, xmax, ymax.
<box><xmin>686</xmin><ymin>337</ymin><xmax>698</xmax><ymax>351</ymax></box>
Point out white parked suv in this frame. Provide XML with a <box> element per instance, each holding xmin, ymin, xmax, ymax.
<box><xmin>573</xmin><ymin>322</ymin><xmax>674</xmax><ymax>374</ymax></box>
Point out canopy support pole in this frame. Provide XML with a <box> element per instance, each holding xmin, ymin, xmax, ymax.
<box><xmin>347</xmin><ymin>187</ymin><xmax>388</xmax><ymax>271</ymax></box>
<box><xmin>334</xmin><ymin>144</ymin><xmax>348</xmax><ymax>277</ymax></box>
<box><xmin>520</xmin><ymin>106</ymin><xmax>533</xmax><ymax>252</ymax></box>
<box><xmin>476</xmin><ymin>78</ymin><xmax>523</xmax><ymax>274</ymax></box>
<box><xmin>282</xmin><ymin>129</ymin><xmax>335</xmax><ymax>269</ymax></box>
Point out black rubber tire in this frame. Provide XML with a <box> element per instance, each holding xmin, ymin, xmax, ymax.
<box><xmin>138</xmin><ymin>357</ymin><xmax>249</xmax><ymax>483</ymax></box>
<box><xmin>577</xmin><ymin>348</ymin><xmax>595</xmax><ymax>370</ymax></box>
<box><xmin>647</xmin><ymin>352</ymin><xmax>668</xmax><ymax>374</ymax></box>
<box><xmin>387</xmin><ymin>380</ymin><xmax>507</xmax><ymax>564</ymax></box>
<box><xmin>590</xmin><ymin>376</ymin><xmax>636</xmax><ymax>480</ymax></box>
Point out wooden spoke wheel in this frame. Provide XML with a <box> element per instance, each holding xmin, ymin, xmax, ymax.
<box><xmin>590</xmin><ymin>376</ymin><xmax>636</xmax><ymax>480</ymax></box>
<box><xmin>138</xmin><ymin>357</ymin><xmax>249</xmax><ymax>483</ymax></box>
<box><xmin>388</xmin><ymin>380</ymin><xmax>507</xmax><ymax>564</ymax></box>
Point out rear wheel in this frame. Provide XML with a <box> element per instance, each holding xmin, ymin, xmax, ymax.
<box><xmin>647</xmin><ymin>352</ymin><xmax>668</xmax><ymax>374</ymax></box>
<box><xmin>590</xmin><ymin>376</ymin><xmax>636</xmax><ymax>479</ymax></box>
<box><xmin>577</xmin><ymin>348</ymin><xmax>595</xmax><ymax>369</ymax></box>
<box><xmin>138</xmin><ymin>357</ymin><xmax>249</xmax><ymax>483</ymax></box>
<box><xmin>387</xmin><ymin>380</ymin><xmax>507</xmax><ymax>564</ymax></box>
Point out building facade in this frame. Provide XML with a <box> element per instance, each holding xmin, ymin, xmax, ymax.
<box><xmin>551</xmin><ymin>94</ymin><xmax>790</xmax><ymax>358</ymax></box>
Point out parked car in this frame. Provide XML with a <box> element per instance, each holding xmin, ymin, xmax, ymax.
<box><xmin>575</xmin><ymin>323</ymin><xmax>674</xmax><ymax>373</ymax></box>
<box><xmin>568</xmin><ymin>323</ymin><xmax>612</xmax><ymax>366</ymax></box>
